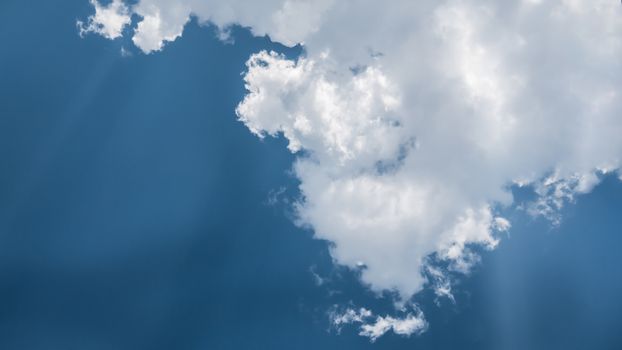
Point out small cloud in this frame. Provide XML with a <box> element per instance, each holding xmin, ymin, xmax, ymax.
<box><xmin>77</xmin><ymin>0</ymin><xmax>131</xmax><ymax>40</ymax></box>
<box><xmin>526</xmin><ymin>171</ymin><xmax>603</xmax><ymax>226</ymax></box>
<box><xmin>120</xmin><ymin>46</ymin><xmax>133</xmax><ymax>57</ymax></box>
<box><xmin>425</xmin><ymin>265</ymin><xmax>455</xmax><ymax>305</ymax></box>
<box><xmin>216</xmin><ymin>26</ymin><xmax>235</xmax><ymax>44</ymax></box>
<box><xmin>493</xmin><ymin>217</ymin><xmax>511</xmax><ymax>232</ymax></box>
<box><xmin>309</xmin><ymin>265</ymin><xmax>326</xmax><ymax>286</ymax></box>
<box><xmin>265</xmin><ymin>186</ymin><xmax>287</xmax><ymax>206</ymax></box>
<box><xmin>359</xmin><ymin>313</ymin><xmax>427</xmax><ymax>342</ymax></box>
<box><xmin>330</xmin><ymin>306</ymin><xmax>427</xmax><ymax>342</ymax></box>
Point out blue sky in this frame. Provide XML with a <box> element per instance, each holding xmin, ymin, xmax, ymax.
<box><xmin>1</xmin><ymin>1</ymin><xmax>622</xmax><ymax>349</ymax></box>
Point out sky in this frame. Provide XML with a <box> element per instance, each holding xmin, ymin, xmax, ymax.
<box><xmin>0</xmin><ymin>0</ymin><xmax>622</xmax><ymax>349</ymax></box>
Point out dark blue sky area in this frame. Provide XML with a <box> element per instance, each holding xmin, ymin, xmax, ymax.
<box><xmin>1</xmin><ymin>2</ymin><xmax>621</xmax><ymax>349</ymax></box>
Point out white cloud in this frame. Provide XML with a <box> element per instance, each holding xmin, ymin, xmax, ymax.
<box><xmin>526</xmin><ymin>170</ymin><xmax>605</xmax><ymax>225</ymax></box>
<box><xmin>425</xmin><ymin>265</ymin><xmax>455</xmax><ymax>305</ymax></box>
<box><xmin>79</xmin><ymin>0</ymin><xmax>335</xmax><ymax>53</ymax></box>
<box><xmin>131</xmin><ymin>1</ymin><xmax>192</xmax><ymax>52</ymax></box>
<box><xmin>330</xmin><ymin>307</ymin><xmax>427</xmax><ymax>342</ymax></box>
<box><xmin>78</xmin><ymin>0</ymin><xmax>131</xmax><ymax>40</ymax></box>
<box><xmin>360</xmin><ymin>314</ymin><xmax>427</xmax><ymax>342</ymax></box>
<box><xmin>81</xmin><ymin>0</ymin><xmax>622</xmax><ymax>338</ymax></box>
<box><xmin>331</xmin><ymin>307</ymin><xmax>373</xmax><ymax>329</ymax></box>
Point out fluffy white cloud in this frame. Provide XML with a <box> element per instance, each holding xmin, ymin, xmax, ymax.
<box><xmin>78</xmin><ymin>0</ymin><xmax>131</xmax><ymax>40</ymax></box>
<box><xmin>80</xmin><ymin>0</ymin><xmax>622</xmax><ymax>338</ymax></box>
<box><xmin>80</xmin><ymin>0</ymin><xmax>335</xmax><ymax>53</ymax></box>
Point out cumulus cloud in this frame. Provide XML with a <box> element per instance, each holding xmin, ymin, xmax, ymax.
<box><xmin>80</xmin><ymin>0</ymin><xmax>622</xmax><ymax>338</ymax></box>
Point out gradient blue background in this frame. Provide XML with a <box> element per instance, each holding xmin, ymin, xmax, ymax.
<box><xmin>1</xmin><ymin>2</ymin><xmax>621</xmax><ymax>349</ymax></box>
